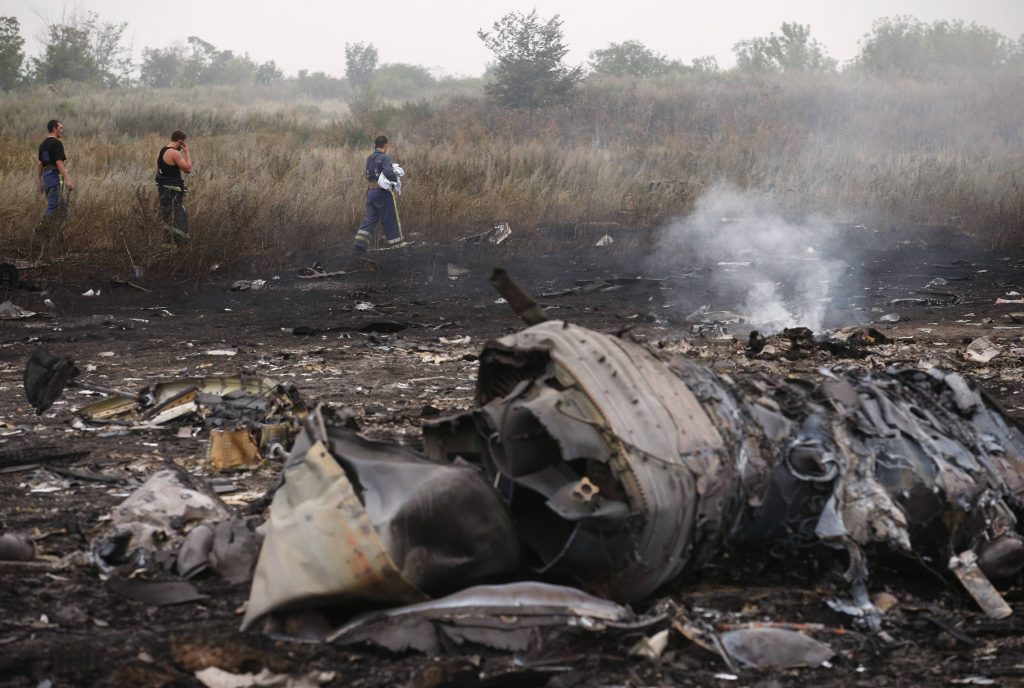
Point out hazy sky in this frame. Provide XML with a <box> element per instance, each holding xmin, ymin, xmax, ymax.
<box><xmin>6</xmin><ymin>1</ymin><xmax>1024</xmax><ymax>77</ymax></box>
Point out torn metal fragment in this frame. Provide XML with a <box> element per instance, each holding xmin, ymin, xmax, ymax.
<box><xmin>106</xmin><ymin>577</ymin><xmax>209</xmax><ymax>606</ymax></box>
<box><xmin>243</xmin><ymin>408</ymin><xmax>521</xmax><ymax>629</ymax></box>
<box><xmin>949</xmin><ymin>550</ymin><xmax>1013</xmax><ymax>620</ymax></box>
<box><xmin>326</xmin><ymin>582</ymin><xmax>637</xmax><ymax>654</ymax></box>
<box><xmin>208</xmin><ymin>427</ymin><xmax>264</xmax><ymax>471</ymax></box>
<box><xmin>94</xmin><ymin>467</ymin><xmax>233</xmax><ymax>574</ymax></box>
<box><xmin>720</xmin><ymin>628</ymin><xmax>834</xmax><ymax>669</ymax></box>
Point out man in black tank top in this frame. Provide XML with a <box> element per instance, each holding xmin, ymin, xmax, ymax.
<box><xmin>155</xmin><ymin>130</ymin><xmax>192</xmax><ymax>246</ymax></box>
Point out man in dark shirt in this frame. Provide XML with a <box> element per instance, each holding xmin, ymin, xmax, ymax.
<box><xmin>352</xmin><ymin>134</ymin><xmax>406</xmax><ymax>253</ymax></box>
<box><xmin>155</xmin><ymin>130</ymin><xmax>193</xmax><ymax>246</ymax></box>
<box><xmin>36</xmin><ymin>119</ymin><xmax>74</xmax><ymax>220</ymax></box>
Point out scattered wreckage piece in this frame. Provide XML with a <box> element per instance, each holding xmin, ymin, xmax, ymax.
<box><xmin>0</xmin><ymin>533</ymin><xmax>36</xmax><ymax>562</ymax></box>
<box><xmin>326</xmin><ymin>582</ymin><xmax>645</xmax><ymax>654</ymax></box>
<box><xmin>0</xmin><ymin>445</ymin><xmax>90</xmax><ymax>471</ymax></box>
<box><xmin>297</xmin><ymin>259</ymin><xmax>379</xmax><ymax>280</ymax></box>
<box><xmin>94</xmin><ymin>467</ymin><xmax>231</xmax><ymax>571</ymax></box>
<box><xmin>93</xmin><ymin>466</ymin><xmax>261</xmax><ymax>582</ymax></box>
<box><xmin>719</xmin><ymin>628</ymin><xmax>835</xmax><ymax>669</ymax></box>
<box><xmin>242</xmin><ymin>407</ymin><xmax>522</xmax><ymax>629</ymax></box>
<box><xmin>195</xmin><ymin>667</ymin><xmax>336</xmax><ymax>688</ymax></box>
<box><xmin>231</xmin><ymin>279</ymin><xmax>266</xmax><ymax>292</ymax></box>
<box><xmin>0</xmin><ymin>301</ymin><xmax>39</xmax><ymax>320</ymax></box>
<box><xmin>27</xmin><ymin>366</ymin><xmax>309</xmax><ymax>465</ymax></box>
<box><xmin>460</xmin><ymin>222</ymin><xmax>513</xmax><ymax>245</ymax></box>
<box><xmin>965</xmin><ymin>337</ymin><xmax>1002</xmax><ymax>364</ymax></box>
<box><xmin>76</xmin><ymin>375</ymin><xmax>300</xmax><ymax>427</ymax></box>
<box><xmin>106</xmin><ymin>576</ymin><xmax>209</xmax><ymax>607</ymax></box>
<box><xmin>748</xmin><ymin>326</ymin><xmax>889</xmax><ymax>360</ymax></box>
<box><xmin>24</xmin><ymin>348</ymin><xmax>119</xmax><ymax>415</ymax></box>
<box><xmin>209</xmin><ymin>426</ymin><xmax>264</xmax><ymax>471</ymax></box>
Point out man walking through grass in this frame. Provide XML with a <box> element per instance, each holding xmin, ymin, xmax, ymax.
<box><xmin>37</xmin><ymin>119</ymin><xmax>74</xmax><ymax>222</ymax></box>
<box><xmin>155</xmin><ymin>130</ymin><xmax>192</xmax><ymax>246</ymax></box>
<box><xmin>352</xmin><ymin>134</ymin><xmax>406</xmax><ymax>254</ymax></box>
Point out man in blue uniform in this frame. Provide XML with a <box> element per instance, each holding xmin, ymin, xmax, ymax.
<box><xmin>352</xmin><ymin>135</ymin><xmax>405</xmax><ymax>254</ymax></box>
<box><xmin>37</xmin><ymin>119</ymin><xmax>74</xmax><ymax>221</ymax></box>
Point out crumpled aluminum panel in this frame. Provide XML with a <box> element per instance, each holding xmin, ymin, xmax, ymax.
<box><xmin>242</xmin><ymin>437</ymin><xmax>424</xmax><ymax>630</ymax></box>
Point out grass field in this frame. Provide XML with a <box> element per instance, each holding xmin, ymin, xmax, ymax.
<box><xmin>0</xmin><ymin>70</ymin><xmax>1021</xmax><ymax>276</ymax></box>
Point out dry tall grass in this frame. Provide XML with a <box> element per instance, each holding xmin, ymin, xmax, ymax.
<box><xmin>0</xmin><ymin>70</ymin><xmax>1021</xmax><ymax>276</ymax></box>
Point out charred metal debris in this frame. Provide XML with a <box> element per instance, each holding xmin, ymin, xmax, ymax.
<box><xmin>25</xmin><ymin>348</ymin><xmax>306</xmax><ymax>469</ymax></box>
<box><xmin>242</xmin><ymin>270</ymin><xmax>1024</xmax><ymax>649</ymax></box>
<box><xmin>18</xmin><ymin>269</ymin><xmax>1024</xmax><ymax>665</ymax></box>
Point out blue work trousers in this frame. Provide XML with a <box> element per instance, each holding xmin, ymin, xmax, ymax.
<box><xmin>42</xmin><ymin>168</ymin><xmax>64</xmax><ymax>218</ymax></box>
<box><xmin>353</xmin><ymin>188</ymin><xmax>403</xmax><ymax>248</ymax></box>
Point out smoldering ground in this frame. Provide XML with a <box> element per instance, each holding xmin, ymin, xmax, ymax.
<box><xmin>3</xmin><ymin>240</ymin><xmax>1024</xmax><ymax>686</ymax></box>
<box><xmin>648</xmin><ymin>184</ymin><xmax>856</xmax><ymax>332</ymax></box>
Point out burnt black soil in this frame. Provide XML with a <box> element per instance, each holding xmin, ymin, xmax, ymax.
<box><xmin>2</xmin><ymin>236</ymin><xmax>1024</xmax><ymax>687</ymax></box>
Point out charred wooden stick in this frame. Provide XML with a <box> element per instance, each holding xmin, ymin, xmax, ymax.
<box><xmin>489</xmin><ymin>268</ymin><xmax>548</xmax><ymax>326</ymax></box>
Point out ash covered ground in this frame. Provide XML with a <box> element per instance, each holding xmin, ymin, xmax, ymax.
<box><xmin>2</xmin><ymin>230</ymin><xmax>1024</xmax><ymax>688</ymax></box>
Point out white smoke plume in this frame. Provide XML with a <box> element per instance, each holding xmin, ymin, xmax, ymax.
<box><xmin>651</xmin><ymin>184</ymin><xmax>849</xmax><ymax>332</ymax></box>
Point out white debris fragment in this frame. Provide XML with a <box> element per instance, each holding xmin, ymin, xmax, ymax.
<box><xmin>950</xmin><ymin>677</ymin><xmax>996</xmax><ymax>686</ymax></box>
<box><xmin>595</xmin><ymin>234</ymin><xmax>614</xmax><ymax>247</ymax></box>
<box><xmin>965</xmin><ymin>337</ymin><xmax>1002</xmax><ymax>364</ymax></box>
<box><xmin>354</xmin><ymin>302</ymin><xmax>375</xmax><ymax>311</ymax></box>
<box><xmin>205</xmin><ymin>350</ymin><xmax>238</xmax><ymax>356</ymax></box>
<box><xmin>195</xmin><ymin>667</ymin><xmax>336</xmax><ymax>688</ymax></box>
<box><xmin>439</xmin><ymin>336</ymin><xmax>471</xmax><ymax>345</ymax></box>
<box><xmin>231</xmin><ymin>279</ymin><xmax>266</xmax><ymax>291</ymax></box>
<box><xmin>0</xmin><ymin>301</ymin><xmax>37</xmax><ymax>319</ymax></box>
<box><xmin>82</xmin><ymin>289</ymin><xmax>100</xmax><ymax>297</ymax></box>
<box><xmin>489</xmin><ymin>222</ymin><xmax>512</xmax><ymax>244</ymax></box>
<box><xmin>630</xmin><ymin>629</ymin><xmax>669</xmax><ymax>659</ymax></box>
<box><xmin>879</xmin><ymin>313</ymin><xmax>901</xmax><ymax>323</ymax></box>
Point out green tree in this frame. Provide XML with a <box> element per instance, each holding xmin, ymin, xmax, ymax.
<box><xmin>1011</xmin><ymin>35</ymin><xmax>1024</xmax><ymax>68</ymax></box>
<box><xmin>374</xmin><ymin>62</ymin><xmax>435</xmax><ymax>98</ymax></box>
<box><xmin>345</xmin><ymin>42</ymin><xmax>378</xmax><ymax>111</ymax></box>
<box><xmin>734</xmin><ymin>22</ymin><xmax>837</xmax><ymax>73</ymax></box>
<box><xmin>589</xmin><ymin>40</ymin><xmax>673</xmax><ymax>77</ymax></box>
<box><xmin>0</xmin><ymin>17</ymin><xmax>24</xmax><ymax>90</ymax></box>
<box><xmin>478</xmin><ymin>10</ymin><xmax>582</xmax><ymax>109</ymax></box>
<box><xmin>690</xmin><ymin>55</ymin><xmax>720</xmax><ymax>74</ymax></box>
<box><xmin>345</xmin><ymin>42</ymin><xmax>378</xmax><ymax>89</ymax></box>
<box><xmin>141</xmin><ymin>45</ymin><xmax>188</xmax><ymax>87</ymax></box>
<box><xmin>31</xmin><ymin>11</ymin><xmax>132</xmax><ymax>86</ymax></box>
<box><xmin>255</xmin><ymin>60</ymin><xmax>283</xmax><ymax>84</ymax></box>
<box><xmin>142</xmin><ymin>37</ymin><xmax>264</xmax><ymax>87</ymax></box>
<box><xmin>203</xmin><ymin>48</ymin><xmax>258</xmax><ymax>84</ymax></box>
<box><xmin>296</xmin><ymin>69</ymin><xmax>346</xmax><ymax>99</ymax></box>
<box><xmin>855</xmin><ymin>17</ymin><xmax>1011</xmax><ymax>75</ymax></box>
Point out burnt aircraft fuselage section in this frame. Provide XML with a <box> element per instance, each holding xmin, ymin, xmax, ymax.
<box><xmin>246</xmin><ymin>320</ymin><xmax>1024</xmax><ymax>627</ymax></box>
<box><xmin>426</xmin><ymin>321</ymin><xmax>1024</xmax><ymax>597</ymax></box>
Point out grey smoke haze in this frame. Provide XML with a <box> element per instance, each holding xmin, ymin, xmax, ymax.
<box><xmin>654</xmin><ymin>185</ymin><xmax>850</xmax><ymax>332</ymax></box>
